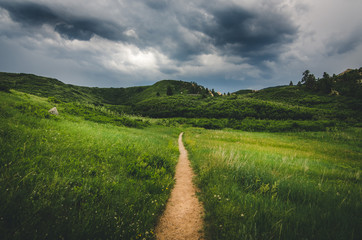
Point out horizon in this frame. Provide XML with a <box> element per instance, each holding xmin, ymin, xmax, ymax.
<box><xmin>0</xmin><ymin>70</ymin><xmax>315</xmax><ymax>94</ymax></box>
<box><xmin>1</xmin><ymin>0</ymin><xmax>361</xmax><ymax>93</ymax></box>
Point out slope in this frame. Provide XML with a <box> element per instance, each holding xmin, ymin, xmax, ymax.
<box><xmin>0</xmin><ymin>72</ymin><xmax>206</xmax><ymax>105</ymax></box>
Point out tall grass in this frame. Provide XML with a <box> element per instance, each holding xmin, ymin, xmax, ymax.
<box><xmin>184</xmin><ymin>128</ymin><xmax>361</xmax><ymax>239</ymax></box>
<box><xmin>0</xmin><ymin>91</ymin><xmax>180</xmax><ymax>239</ymax></box>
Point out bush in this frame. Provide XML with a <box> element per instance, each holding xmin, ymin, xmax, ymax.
<box><xmin>48</xmin><ymin>96</ymin><xmax>62</xmax><ymax>103</ymax></box>
<box><xmin>14</xmin><ymin>102</ymin><xmax>53</xmax><ymax>119</ymax></box>
<box><xmin>63</xmin><ymin>102</ymin><xmax>150</xmax><ymax>128</ymax></box>
<box><xmin>0</xmin><ymin>85</ymin><xmax>10</xmax><ymax>93</ymax></box>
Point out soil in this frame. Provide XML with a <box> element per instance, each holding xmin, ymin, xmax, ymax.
<box><xmin>155</xmin><ymin>132</ymin><xmax>204</xmax><ymax>240</ymax></box>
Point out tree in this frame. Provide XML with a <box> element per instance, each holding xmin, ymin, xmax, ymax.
<box><xmin>166</xmin><ymin>86</ymin><xmax>173</xmax><ymax>96</ymax></box>
<box><xmin>156</xmin><ymin>92</ymin><xmax>160</xmax><ymax>97</ymax></box>
<box><xmin>317</xmin><ymin>72</ymin><xmax>332</xmax><ymax>93</ymax></box>
<box><xmin>301</xmin><ymin>70</ymin><xmax>317</xmax><ymax>90</ymax></box>
<box><xmin>289</xmin><ymin>81</ymin><xmax>294</xmax><ymax>86</ymax></box>
<box><xmin>323</xmin><ymin>72</ymin><xmax>330</xmax><ymax>79</ymax></box>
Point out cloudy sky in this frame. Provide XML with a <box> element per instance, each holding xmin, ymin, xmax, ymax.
<box><xmin>0</xmin><ymin>0</ymin><xmax>361</xmax><ymax>92</ymax></box>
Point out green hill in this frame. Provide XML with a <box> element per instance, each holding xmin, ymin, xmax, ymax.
<box><xmin>1</xmin><ymin>68</ymin><xmax>361</xmax><ymax>131</ymax></box>
<box><xmin>0</xmin><ymin>72</ymin><xmax>207</xmax><ymax>105</ymax></box>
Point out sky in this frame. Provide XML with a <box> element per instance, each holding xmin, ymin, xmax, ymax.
<box><xmin>0</xmin><ymin>0</ymin><xmax>361</xmax><ymax>92</ymax></box>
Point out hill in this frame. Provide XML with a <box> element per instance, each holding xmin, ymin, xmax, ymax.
<box><xmin>0</xmin><ymin>72</ymin><xmax>207</xmax><ymax>105</ymax></box>
<box><xmin>1</xmin><ymin>68</ymin><xmax>361</xmax><ymax>131</ymax></box>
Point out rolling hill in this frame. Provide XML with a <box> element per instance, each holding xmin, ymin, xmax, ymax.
<box><xmin>0</xmin><ymin>72</ymin><xmax>206</xmax><ymax>105</ymax></box>
<box><xmin>1</xmin><ymin>68</ymin><xmax>361</xmax><ymax>131</ymax></box>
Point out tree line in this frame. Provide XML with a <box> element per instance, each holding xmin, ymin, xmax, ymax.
<box><xmin>298</xmin><ymin>68</ymin><xmax>362</xmax><ymax>98</ymax></box>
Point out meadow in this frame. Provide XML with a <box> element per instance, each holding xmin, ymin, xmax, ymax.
<box><xmin>1</xmin><ymin>81</ymin><xmax>361</xmax><ymax>239</ymax></box>
<box><xmin>184</xmin><ymin>128</ymin><xmax>361</xmax><ymax>239</ymax></box>
<box><xmin>0</xmin><ymin>90</ymin><xmax>180</xmax><ymax>239</ymax></box>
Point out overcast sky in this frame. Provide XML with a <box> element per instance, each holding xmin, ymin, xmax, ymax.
<box><xmin>0</xmin><ymin>0</ymin><xmax>361</xmax><ymax>92</ymax></box>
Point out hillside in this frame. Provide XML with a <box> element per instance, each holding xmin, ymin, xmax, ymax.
<box><xmin>1</xmin><ymin>68</ymin><xmax>361</xmax><ymax>131</ymax></box>
<box><xmin>0</xmin><ymin>72</ymin><xmax>206</xmax><ymax>105</ymax></box>
<box><xmin>0</xmin><ymin>89</ymin><xmax>181</xmax><ymax>239</ymax></box>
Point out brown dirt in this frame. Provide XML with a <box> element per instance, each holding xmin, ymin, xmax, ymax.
<box><xmin>155</xmin><ymin>132</ymin><xmax>204</xmax><ymax>240</ymax></box>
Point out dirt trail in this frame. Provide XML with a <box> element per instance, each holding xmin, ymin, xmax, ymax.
<box><xmin>156</xmin><ymin>132</ymin><xmax>204</xmax><ymax>240</ymax></box>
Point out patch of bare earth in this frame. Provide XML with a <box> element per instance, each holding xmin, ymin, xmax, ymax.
<box><xmin>156</xmin><ymin>133</ymin><xmax>204</xmax><ymax>240</ymax></box>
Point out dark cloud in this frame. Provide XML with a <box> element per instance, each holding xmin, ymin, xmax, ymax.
<box><xmin>0</xmin><ymin>1</ymin><xmax>297</xmax><ymax>63</ymax></box>
<box><xmin>0</xmin><ymin>1</ymin><xmax>127</xmax><ymax>41</ymax></box>
<box><xmin>0</xmin><ymin>1</ymin><xmax>58</xmax><ymax>26</ymax></box>
<box><xmin>162</xmin><ymin>36</ymin><xmax>211</xmax><ymax>62</ymax></box>
<box><xmin>54</xmin><ymin>19</ymin><xmax>127</xmax><ymax>41</ymax></box>
<box><xmin>186</xmin><ymin>5</ymin><xmax>297</xmax><ymax>59</ymax></box>
<box><xmin>173</xmin><ymin>3</ymin><xmax>298</xmax><ymax>65</ymax></box>
<box><xmin>144</xmin><ymin>0</ymin><xmax>169</xmax><ymax>10</ymax></box>
<box><xmin>158</xmin><ymin>67</ymin><xmax>180</xmax><ymax>75</ymax></box>
<box><xmin>327</xmin><ymin>30</ymin><xmax>362</xmax><ymax>56</ymax></box>
<box><xmin>214</xmin><ymin>8</ymin><xmax>296</xmax><ymax>48</ymax></box>
<box><xmin>55</xmin><ymin>23</ymin><xmax>93</xmax><ymax>41</ymax></box>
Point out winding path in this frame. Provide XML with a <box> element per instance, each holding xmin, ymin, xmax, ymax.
<box><xmin>156</xmin><ymin>132</ymin><xmax>204</xmax><ymax>240</ymax></box>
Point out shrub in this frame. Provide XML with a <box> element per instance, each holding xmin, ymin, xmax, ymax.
<box><xmin>0</xmin><ymin>85</ymin><xmax>10</xmax><ymax>93</ymax></box>
<box><xmin>48</xmin><ymin>96</ymin><xmax>62</xmax><ymax>103</ymax></box>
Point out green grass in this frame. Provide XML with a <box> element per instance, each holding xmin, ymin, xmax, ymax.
<box><xmin>1</xmin><ymin>81</ymin><xmax>362</xmax><ymax>239</ymax></box>
<box><xmin>184</xmin><ymin>128</ymin><xmax>361</xmax><ymax>239</ymax></box>
<box><xmin>0</xmin><ymin>91</ymin><xmax>180</xmax><ymax>239</ymax></box>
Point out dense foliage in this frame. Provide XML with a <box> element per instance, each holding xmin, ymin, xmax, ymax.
<box><xmin>300</xmin><ymin>68</ymin><xmax>362</xmax><ymax>98</ymax></box>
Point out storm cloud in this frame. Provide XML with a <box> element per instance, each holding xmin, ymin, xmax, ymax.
<box><xmin>0</xmin><ymin>1</ymin><xmax>129</xmax><ymax>41</ymax></box>
<box><xmin>181</xmin><ymin>4</ymin><xmax>297</xmax><ymax>59</ymax></box>
<box><xmin>0</xmin><ymin>0</ymin><xmax>361</xmax><ymax>92</ymax></box>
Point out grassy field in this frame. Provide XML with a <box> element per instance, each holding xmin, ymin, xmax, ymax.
<box><xmin>0</xmin><ymin>90</ymin><xmax>180</xmax><ymax>239</ymax></box>
<box><xmin>184</xmin><ymin>128</ymin><xmax>361</xmax><ymax>239</ymax></box>
<box><xmin>1</xmin><ymin>87</ymin><xmax>361</xmax><ymax>239</ymax></box>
